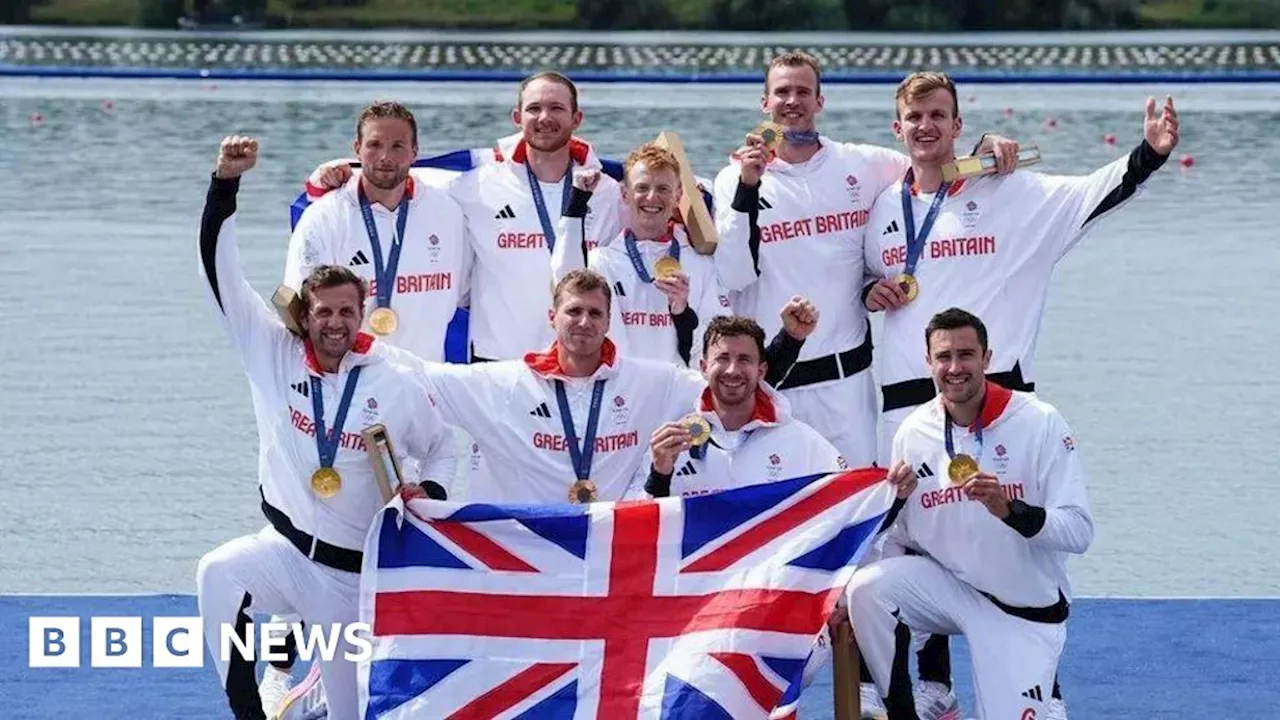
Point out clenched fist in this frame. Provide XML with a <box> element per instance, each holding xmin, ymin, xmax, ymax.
<box><xmin>780</xmin><ymin>295</ymin><xmax>818</xmax><ymax>340</ymax></box>
<box><xmin>216</xmin><ymin>135</ymin><xmax>259</xmax><ymax>179</ymax></box>
<box><xmin>737</xmin><ymin>133</ymin><xmax>771</xmax><ymax>186</ymax></box>
<box><xmin>573</xmin><ymin>167</ymin><xmax>602</xmax><ymax>193</ymax></box>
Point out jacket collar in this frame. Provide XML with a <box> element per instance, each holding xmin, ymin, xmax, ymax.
<box><xmin>696</xmin><ymin>384</ymin><xmax>786</xmax><ymax>433</ymax></box>
<box><xmin>494</xmin><ymin>132</ymin><xmax>597</xmax><ymax>169</ymax></box>
<box><xmin>523</xmin><ymin>338</ymin><xmax>618</xmax><ymax>381</ymax></box>
<box><xmin>303</xmin><ymin>332</ymin><xmax>377</xmax><ymax>376</ymax></box>
<box><xmin>907</xmin><ymin>167</ymin><xmax>967</xmax><ymax>197</ymax></box>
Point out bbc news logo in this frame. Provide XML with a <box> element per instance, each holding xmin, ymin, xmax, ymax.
<box><xmin>28</xmin><ymin>617</ymin><xmax>373</xmax><ymax>668</ymax></box>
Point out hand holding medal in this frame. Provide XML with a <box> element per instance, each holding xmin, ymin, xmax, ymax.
<box><xmin>962</xmin><ymin>472</ymin><xmax>1011</xmax><ymax>519</ymax></box>
<box><xmin>737</xmin><ymin>129</ymin><xmax>773</xmax><ymax>186</ymax></box>
<box><xmin>649</xmin><ymin>418</ymin><xmax>702</xmax><ymax>475</ymax></box>
<box><xmin>654</xmin><ymin>270</ymin><xmax>690</xmax><ymax>314</ymax></box>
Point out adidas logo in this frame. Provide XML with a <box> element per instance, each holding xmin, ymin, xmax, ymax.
<box><xmin>529</xmin><ymin>402</ymin><xmax>552</xmax><ymax>418</ymax></box>
<box><xmin>494</xmin><ymin>205</ymin><xmax>516</xmax><ymax>220</ymax></box>
<box><xmin>290</xmin><ymin>381</ymin><xmax>309</xmax><ymax>397</ymax></box>
<box><xmin>882</xmin><ymin>220</ymin><xmax>900</xmax><ymax>235</ymax></box>
<box><xmin>614</xmin><ymin>281</ymin><xmax>626</xmax><ymax>298</ymax></box>
<box><xmin>1021</xmin><ymin>685</ymin><xmax>1044</xmax><ymax>702</ymax></box>
<box><xmin>675</xmin><ymin>460</ymin><xmax>698</xmax><ymax>477</ymax></box>
<box><xmin>757</xmin><ymin>197</ymin><xmax>773</xmax><ymax>211</ymax></box>
<box><xmin>349</xmin><ymin>250</ymin><xmax>370</xmax><ymax>266</ymax></box>
<box><xmin>916</xmin><ymin>462</ymin><xmax>935</xmax><ymax>479</ymax></box>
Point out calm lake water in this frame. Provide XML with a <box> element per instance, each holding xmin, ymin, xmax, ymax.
<box><xmin>0</xmin><ymin>77</ymin><xmax>1277</xmax><ymax>598</ymax></box>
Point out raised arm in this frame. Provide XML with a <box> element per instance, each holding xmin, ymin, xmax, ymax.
<box><xmin>712</xmin><ymin>136</ymin><xmax>770</xmax><ymax>292</ymax></box>
<box><xmin>199</xmin><ymin>136</ymin><xmax>295</xmax><ymax>380</ymax></box>
<box><xmin>763</xmin><ymin>295</ymin><xmax>818</xmax><ymax>388</ymax></box>
<box><xmin>550</xmin><ymin>167</ymin><xmax>598</xmax><ymax>284</ymax></box>
<box><xmin>1040</xmin><ymin>97</ymin><xmax>1178</xmax><ymax>260</ymax></box>
<box><xmin>379</xmin><ymin>343</ymin><xmax>501</xmax><ymax>441</ymax></box>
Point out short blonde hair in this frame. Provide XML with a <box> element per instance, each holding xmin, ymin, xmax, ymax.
<box><xmin>766</xmin><ymin>51</ymin><xmax>823</xmax><ymax>95</ymax></box>
<box><xmin>553</xmin><ymin>269</ymin><xmax>612</xmax><ymax>313</ymax></box>
<box><xmin>895</xmin><ymin>71</ymin><xmax>959</xmax><ymax>118</ymax></box>
<box><xmin>623</xmin><ymin>143</ymin><xmax>681</xmax><ymax>185</ymax></box>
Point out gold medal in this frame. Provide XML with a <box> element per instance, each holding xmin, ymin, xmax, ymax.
<box><xmin>568</xmin><ymin>478</ymin><xmax>598</xmax><ymax>504</ymax></box>
<box><xmin>753</xmin><ymin>121</ymin><xmax>784</xmax><ymax>151</ymax></box>
<box><xmin>311</xmin><ymin>467</ymin><xmax>342</xmax><ymax>498</ymax></box>
<box><xmin>653</xmin><ymin>256</ymin><xmax>682</xmax><ymax>280</ymax></box>
<box><xmin>682</xmin><ymin>414</ymin><xmax>712</xmax><ymax>446</ymax></box>
<box><xmin>895</xmin><ymin>273</ymin><xmax>919</xmax><ymax>303</ymax></box>
<box><xmin>368</xmin><ymin>307</ymin><xmax>398</xmax><ymax>336</ymax></box>
<box><xmin>947</xmin><ymin>454</ymin><xmax>979</xmax><ymax>485</ymax></box>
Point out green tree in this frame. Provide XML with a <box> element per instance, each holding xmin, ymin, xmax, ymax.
<box><xmin>709</xmin><ymin>0</ymin><xmax>846</xmax><ymax>30</ymax></box>
<box><xmin>578</xmin><ymin>0</ymin><xmax>673</xmax><ymax>29</ymax></box>
<box><xmin>2</xmin><ymin>0</ymin><xmax>32</xmax><ymax>23</ymax></box>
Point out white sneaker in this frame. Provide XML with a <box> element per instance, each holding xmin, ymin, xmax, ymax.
<box><xmin>860</xmin><ymin>682</ymin><xmax>888</xmax><ymax>720</ymax></box>
<box><xmin>258</xmin><ymin>665</ymin><xmax>295</xmax><ymax>719</ymax></box>
<box><xmin>1044</xmin><ymin>697</ymin><xmax>1068</xmax><ymax>720</ymax></box>
<box><xmin>277</xmin><ymin>663</ymin><xmax>327</xmax><ymax>720</ymax></box>
<box><xmin>913</xmin><ymin>680</ymin><xmax>962</xmax><ymax>720</ymax></box>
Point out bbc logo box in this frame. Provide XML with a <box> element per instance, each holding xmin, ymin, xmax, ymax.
<box><xmin>29</xmin><ymin>616</ymin><xmax>204</xmax><ymax>668</ymax></box>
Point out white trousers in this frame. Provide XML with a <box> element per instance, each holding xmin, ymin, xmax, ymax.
<box><xmin>782</xmin><ymin>369</ymin><xmax>879</xmax><ymax>468</ymax></box>
<box><xmin>846</xmin><ymin>555</ymin><xmax>1064</xmax><ymax>720</ymax></box>
<box><xmin>197</xmin><ymin>526</ymin><xmax>362</xmax><ymax>720</ymax></box>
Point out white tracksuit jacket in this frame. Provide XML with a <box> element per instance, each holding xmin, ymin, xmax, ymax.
<box><xmin>200</xmin><ymin>176</ymin><xmax>456</xmax><ymax>552</ymax></box>
<box><xmin>450</xmin><ymin>134</ymin><xmax>625</xmax><ymax>360</ymax></box>
<box><xmin>638</xmin><ymin>383</ymin><xmax>848</xmax><ymax>498</ymax></box>
<box><xmin>551</xmin><ymin>198</ymin><xmax>733</xmax><ymax>367</ymax></box>
<box><xmin>713</xmin><ymin>139</ymin><xmax>909</xmax><ymax>375</ymax></box>
<box><xmin>865</xmin><ymin>140</ymin><xmax>1172</xmax><ymax>407</ymax></box>
<box><xmin>385</xmin><ymin>339</ymin><xmax>705</xmax><ymax>503</ymax></box>
<box><xmin>284</xmin><ymin>174</ymin><xmax>471</xmax><ymax>362</ymax></box>
<box><xmin>889</xmin><ymin>383</ymin><xmax>1094</xmax><ymax>608</ymax></box>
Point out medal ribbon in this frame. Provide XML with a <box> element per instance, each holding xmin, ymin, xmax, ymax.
<box><xmin>526</xmin><ymin>161</ymin><xmax>574</xmax><ymax>253</ymax></box>
<box><xmin>943</xmin><ymin>405</ymin><xmax>985</xmax><ymax>466</ymax></box>
<box><xmin>900</xmin><ymin>168</ymin><xmax>952</xmax><ymax>278</ymax></box>
<box><xmin>690</xmin><ymin>427</ymin><xmax>754</xmax><ymax>460</ymax></box>
<box><xmin>554</xmin><ymin>379</ymin><xmax>607</xmax><ymax>481</ymax></box>
<box><xmin>357</xmin><ymin>185</ymin><xmax>410</xmax><ymax>310</ymax></box>
<box><xmin>623</xmin><ymin>230</ymin><xmax>681</xmax><ymax>284</ymax></box>
<box><xmin>309</xmin><ymin>366</ymin><xmax>364</xmax><ymax>470</ymax></box>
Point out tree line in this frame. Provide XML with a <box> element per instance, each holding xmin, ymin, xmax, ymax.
<box><xmin>6</xmin><ymin>0</ymin><xmax>1279</xmax><ymax>30</ymax></box>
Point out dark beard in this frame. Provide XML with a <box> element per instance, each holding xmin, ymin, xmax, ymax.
<box><xmin>526</xmin><ymin>130</ymin><xmax>571</xmax><ymax>153</ymax></box>
<box><xmin>365</xmin><ymin>167</ymin><xmax>408</xmax><ymax>190</ymax></box>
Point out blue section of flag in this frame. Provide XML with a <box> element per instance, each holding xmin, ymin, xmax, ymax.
<box><xmin>659</xmin><ymin>674</ymin><xmax>734</xmax><ymax>719</ymax></box>
<box><xmin>775</xmin><ymin>651</ymin><xmax>809</xmax><ymax>708</ymax></box>
<box><xmin>375</xmin><ymin>510</ymin><xmax>471</xmax><ymax>570</ymax></box>
<box><xmin>365</xmin><ymin>658</ymin><xmax>469</xmax><ymax>718</ymax></box>
<box><xmin>518</xmin><ymin>515</ymin><xmax>590</xmax><ymax>560</ymax></box>
<box><xmin>445</xmin><ymin>504</ymin><xmax>590</xmax><ymax>559</ymax></box>
<box><xmin>511</xmin><ymin>679</ymin><xmax>579</xmax><ymax>719</ymax></box>
<box><xmin>680</xmin><ymin>473</ymin><xmax>826</xmax><ymax>560</ymax></box>
<box><xmin>787</xmin><ymin>514</ymin><xmax>887</xmax><ymax>571</ymax></box>
<box><xmin>761</xmin><ymin>655</ymin><xmax>806</xmax><ymax>685</ymax></box>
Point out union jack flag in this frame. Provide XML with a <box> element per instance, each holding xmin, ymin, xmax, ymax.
<box><xmin>358</xmin><ymin>468</ymin><xmax>893</xmax><ymax>719</ymax></box>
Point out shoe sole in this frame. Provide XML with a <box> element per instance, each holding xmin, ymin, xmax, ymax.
<box><xmin>274</xmin><ymin>664</ymin><xmax>323</xmax><ymax>720</ymax></box>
